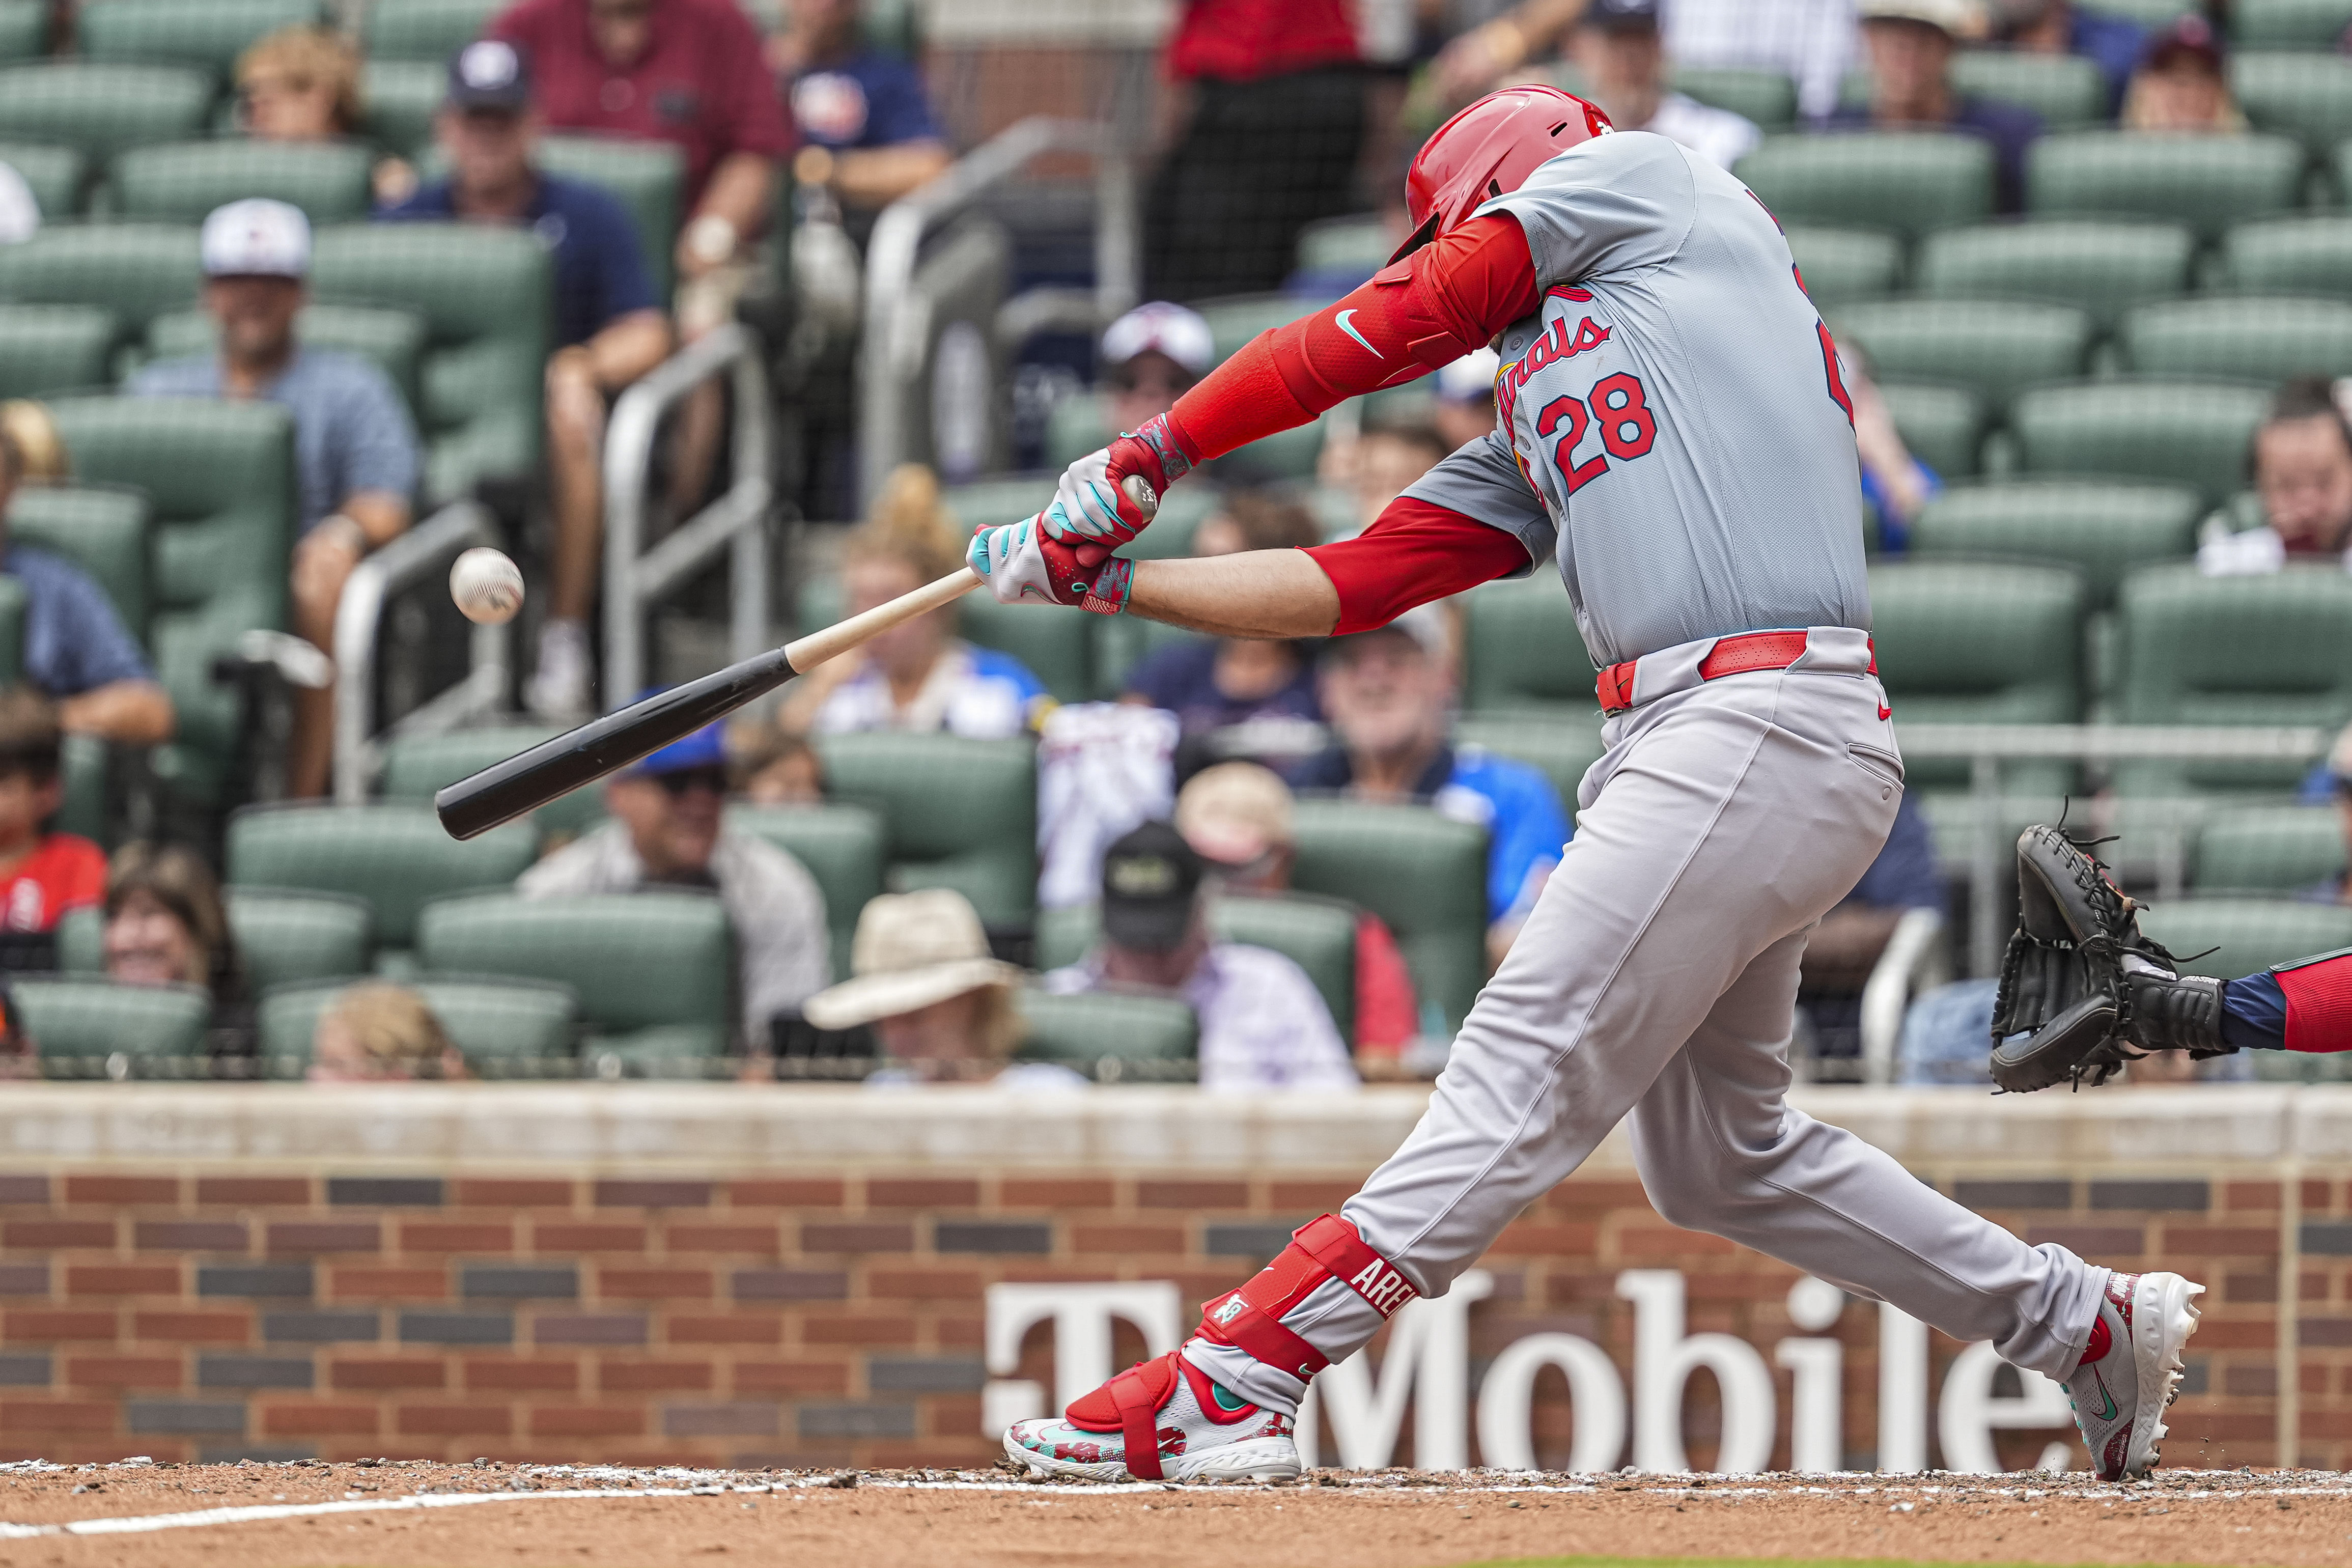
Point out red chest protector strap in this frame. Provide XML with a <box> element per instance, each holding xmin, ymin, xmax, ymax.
<box><xmin>1192</xmin><ymin>1214</ymin><xmax>1418</xmax><ymax>1379</ymax></box>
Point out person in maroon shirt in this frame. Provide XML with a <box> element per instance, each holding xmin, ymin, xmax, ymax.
<box><xmin>1150</xmin><ymin>0</ymin><xmax>1364</xmax><ymax>300</ymax></box>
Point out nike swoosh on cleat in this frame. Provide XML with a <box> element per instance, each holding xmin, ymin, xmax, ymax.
<box><xmin>1335</xmin><ymin>309</ymin><xmax>1381</xmax><ymax>358</ymax></box>
<box><xmin>2090</xmin><ymin>1371</ymin><xmax>2118</xmax><ymax>1422</ymax></box>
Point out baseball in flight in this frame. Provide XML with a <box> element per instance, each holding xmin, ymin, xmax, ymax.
<box><xmin>449</xmin><ymin>547</ymin><xmax>524</xmax><ymax>626</ymax></box>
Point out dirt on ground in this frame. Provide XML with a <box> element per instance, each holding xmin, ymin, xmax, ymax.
<box><xmin>0</xmin><ymin>1459</ymin><xmax>2346</xmax><ymax>1568</ymax></box>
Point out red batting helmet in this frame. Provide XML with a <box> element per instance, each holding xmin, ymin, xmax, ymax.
<box><xmin>1390</xmin><ymin>84</ymin><xmax>1613</xmax><ymax>264</ymax></box>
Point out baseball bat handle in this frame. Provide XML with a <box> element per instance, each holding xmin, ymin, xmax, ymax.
<box><xmin>434</xmin><ymin>567</ymin><xmax>983</xmax><ymax>841</ymax></box>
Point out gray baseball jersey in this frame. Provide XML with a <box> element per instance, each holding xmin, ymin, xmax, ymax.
<box><xmin>1401</xmin><ymin>129</ymin><xmax>1871</xmax><ymax>669</ymax></box>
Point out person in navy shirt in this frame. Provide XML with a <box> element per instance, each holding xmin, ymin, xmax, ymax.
<box><xmin>1828</xmin><ymin>0</ymin><xmax>2045</xmax><ymax>213</ymax></box>
<box><xmin>379</xmin><ymin>42</ymin><xmax>674</xmax><ymax>722</ymax></box>
<box><xmin>1994</xmin><ymin>0</ymin><xmax>2145</xmax><ymax>116</ymax></box>
<box><xmin>769</xmin><ymin>0</ymin><xmax>949</xmax><ymax>223</ymax></box>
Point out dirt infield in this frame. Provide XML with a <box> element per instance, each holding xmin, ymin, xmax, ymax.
<box><xmin>0</xmin><ymin>1462</ymin><xmax>2347</xmax><ymax>1568</ymax></box>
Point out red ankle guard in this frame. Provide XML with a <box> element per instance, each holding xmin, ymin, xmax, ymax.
<box><xmin>2277</xmin><ymin>950</ymin><xmax>2352</xmax><ymax>1053</ymax></box>
<box><xmin>1192</xmin><ymin>1214</ymin><xmax>1417</xmax><ymax>1380</ymax></box>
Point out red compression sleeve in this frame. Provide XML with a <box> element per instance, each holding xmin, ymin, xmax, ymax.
<box><xmin>1170</xmin><ymin>213</ymin><xmax>1540</xmax><ymax>461</ymax></box>
<box><xmin>1303</xmin><ymin>496</ymin><xmax>1532</xmax><ymax>635</ymax></box>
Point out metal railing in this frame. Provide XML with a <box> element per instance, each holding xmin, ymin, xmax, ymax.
<box><xmin>602</xmin><ymin>321</ymin><xmax>774</xmax><ymax>705</ymax></box>
<box><xmin>331</xmin><ymin>499</ymin><xmax>509</xmax><ymax>804</ymax></box>
<box><xmin>860</xmin><ymin>116</ymin><xmax>1137</xmax><ymax>505</ymax></box>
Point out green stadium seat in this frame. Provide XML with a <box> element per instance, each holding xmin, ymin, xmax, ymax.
<box><xmin>257</xmin><ymin>974</ymin><xmax>579</xmax><ymax>1078</ymax></box>
<box><xmin>226</xmin><ymin>887</ymin><xmax>371</xmax><ymax>991</ymax></box>
<box><xmin>0</xmin><ymin>0</ymin><xmax>42</xmax><ymax>60</ymax></box>
<box><xmin>146</xmin><ymin>301</ymin><xmax>428</xmax><ymax>422</ymax></box>
<box><xmin>1908</xmin><ymin>480</ymin><xmax>2202</xmax><ymax>611</ymax></box>
<box><xmin>1832</xmin><ymin>298</ymin><xmax>2092</xmax><ymax>413</ymax></box>
<box><xmin>0</xmin><ymin>575</ymin><xmax>25</xmax><ymax>685</ymax></box>
<box><xmin>55</xmin><ymin>906</ymin><xmax>102</xmax><ymax>975</ymax></box>
<box><xmin>532</xmin><ymin>134</ymin><xmax>684</xmax><ymax>298</ymax></box>
<box><xmin>1291</xmin><ymin>799</ymin><xmax>1486</xmax><ymax>1037</ymax></box>
<box><xmin>0</xmin><ymin>304</ymin><xmax>115</xmax><ymax>398</ymax></box>
<box><xmin>1878</xmin><ymin>381</ymin><xmax>1986</xmax><ymax>479</ymax></box>
<box><xmin>310</xmin><ymin>222</ymin><xmax>551</xmax><ymax>502</ymax></box>
<box><xmin>1089</xmin><ymin>616</ymin><xmax>1207</xmax><ymax>702</ymax></box>
<box><xmin>956</xmin><ymin>591</ymin><xmax>1093</xmax><ymax>706</ymax></box>
<box><xmin>1786</xmin><ymin>226</ymin><xmax>1902</xmax><ymax>308</ymax></box>
<box><xmin>361</xmin><ymin>60</ymin><xmax>444</xmax><ymax>160</ymax></box>
<box><xmin>2121</xmin><ymin>296</ymin><xmax>2352</xmax><ymax>384</ymax></box>
<box><xmin>2137</xmin><ymin>896</ymin><xmax>2352</xmax><ymax>979</ymax></box>
<box><xmin>0</xmin><ymin>144</ymin><xmax>87</xmax><ymax>221</ymax></box>
<box><xmin>19</xmin><ymin>978</ymin><xmax>212</xmax><ymax>1078</ymax></box>
<box><xmin>2223</xmin><ymin>214</ymin><xmax>2352</xmax><ymax>299</ymax></box>
<box><xmin>226</xmin><ymin>801</ymin><xmax>538</xmax><ymax>949</ymax></box>
<box><xmin>77</xmin><ymin>0</ymin><xmax>317</xmax><ymax>75</ymax></box>
<box><xmin>1871</xmin><ymin>559</ymin><xmax>2085</xmax><ymax>791</ymax></box>
<box><xmin>2232</xmin><ymin>52</ymin><xmax>2352</xmax><ymax>161</ymax></box>
<box><xmin>816</xmin><ymin>733</ymin><xmax>1037</xmax><ymax>930</ymax></box>
<box><xmin>107</xmin><ymin>138</ymin><xmax>374</xmax><ymax>226</ymax></box>
<box><xmin>1294</xmin><ymin>213</ymin><xmax>1391</xmax><ymax>284</ymax></box>
<box><xmin>1044</xmin><ymin>392</ymin><xmax>1111</xmax><ymax>470</ymax></box>
<box><xmin>2192</xmin><ymin>805</ymin><xmax>2345</xmax><ymax>892</ymax></box>
<box><xmin>375</xmin><ymin>724</ymin><xmax>604</xmax><ymax>839</ymax></box>
<box><xmin>0</xmin><ymin>222</ymin><xmax>202</xmax><ymax>343</ymax></box>
<box><xmin>48</xmin><ymin>396</ymin><xmax>295</xmax><ymax>798</ymax></box>
<box><xmin>363</xmin><ymin>0</ymin><xmax>502</xmax><ymax>61</ymax></box>
<box><xmin>416</xmin><ymin>890</ymin><xmax>734</xmax><ymax>1069</ymax></box>
<box><xmin>1013</xmin><ymin>987</ymin><xmax>1196</xmax><ymax>1082</ymax></box>
<box><xmin>723</xmin><ymin>802</ymin><xmax>885</xmax><ymax>982</ymax></box>
<box><xmin>1032</xmin><ymin>902</ymin><xmax>1094</xmax><ymax>971</ymax></box>
<box><xmin>1462</xmin><ymin>572</ymin><xmax>1588</xmax><ymax>713</ymax></box>
<box><xmin>941</xmin><ymin>477</ymin><xmax>1050</xmax><ymax>536</ymax></box>
<box><xmin>1671</xmin><ymin>66</ymin><xmax>1796</xmax><ymax>129</ymax></box>
<box><xmin>1913</xmin><ymin>219</ymin><xmax>2194</xmax><ymax>332</ymax></box>
<box><xmin>2232</xmin><ymin>0</ymin><xmax>2352</xmax><ymax>47</ymax></box>
<box><xmin>2116</xmin><ymin>564</ymin><xmax>2352</xmax><ymax>792</ymax></box>
<box><xmin>1735</xmin><ymin>133</ymin><xmax>1994</xmax><ymax>240</ymax></box>
<box><xmin>2011</xmin><ymin>379</ymin><xmax>2272</xmax><ymax>505</ymax></box>
<box><xmin>1950</xmin><ymin>50</ymin><xmax>2106</xmax><ymax>128</ymax></box>
<box><xmin>2</xmin><ymin>483</ymin><xmax>149</xmax><ymax>645</ymax></box>
<box><xmin>2026</xmin><ymin>131</ymin><xmax>2303</xmax><ymax>240</ymax></box>
<box><xmin>1453</xmin><ymin>711</ymin><xmax>1606</xmax><ymax>817</ymax></box>
<box><xmin>0</xmin><ymin>64</ymin><xmax>216</xmax><ymax>162</ymax></box>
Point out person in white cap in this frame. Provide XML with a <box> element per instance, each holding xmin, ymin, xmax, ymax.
<box><xmin>1100</xmin><ymin>303</ymin><xmax>1214</xmax><ymax>444</ymax></box>
<box><xmin>126</xmin><ymin>199</ymin><xmax>421</xmax><ymax>799</ymax></box>
<box><xmin>1429</xmin><ymin>348</ymin><xmax>1500</xmax><ymax>454</ymax></box>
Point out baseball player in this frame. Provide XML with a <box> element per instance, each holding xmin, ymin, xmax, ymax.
<box><xmin>972</xmin><ymin>86</ymin><xmax>2201</xmax><ymax>1482</ymax></box>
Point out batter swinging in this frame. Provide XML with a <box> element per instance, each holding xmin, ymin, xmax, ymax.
<box><xmin>969</xmin><ymin>87</ymin><xmax>2201</xmax><ymax>1482</ymax></box>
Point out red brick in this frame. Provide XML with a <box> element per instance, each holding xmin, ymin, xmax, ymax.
<box><xmin>2181</xmin><ymin>1412</ymin><xmax>2275</xmax><ymax>1440</ymax></box>
<box><xmin>598</xmin><ymin>1359</ymin><xmax>712</xmax><ymax>1392</ymax></box>
<box><xmin>5</xmin><ymin>1219</ymin><xmax>113</xmax><ymax>1249</ymax></box>
<box><xmin>2224</xmin><ymin>1181</ymin><xmax>2282</xmax><ymax>1212</ymax></box>
<box><xmin>598</xmin><ymin>1268</ymin><xmax>713</xmax><ymax>1300</ymax></box>
<box><xmin>867</xmin><ymin>1178</ymin><xmax>979</xmax><ymax>1209</ymax></box>
<box><xmin>6</xmin><ymin>1310</ymin><xmax>117</xmax><ymax>1342</ymax></box>
<box><xmin>866</xmin><ymin>1268</ymin><xmax>982</xmax><ymax>1301</ymax></box>
<box><xmin>330</xmin><ymin>1358</ymin><xmax>445</xmax><ymax>1391</ymax></box>
<box><xmin>797</xmin><ymin>1312</ymin><xmax>912</xmax><ymax>1348</ymax></box>
<box><xmin>328</xmin><ymin>1267</ymin><xmax>447</xmax><ymax>1301</ymax></box>
<box><xmin>400</xmin><ymin>1222</ymin><xmax>512</xmax><ymax>1253</ymax></box>
<box><xmin>1615</xmin><ymin>1225</ymin><xmax>1735</xmax><ymax>1257</ymax></box>
<box><xmin>262</xmin><ymin>1403</ymin><xmax>379</xmax><ymax>1437</ymax></box>
<box><xmin>395</xmin><ymin>1404</ymin><xmax>511</xmax><ymax>1436</ymax></box>
<box><xmin>1267</xmin><ymin>1180</ymin><xmax>1358</xmax><ymax>1212</ymax></box>
<box><xmin>934</xmin><ymin>1317</ymin><xmax>983</xmax><ymax>1349</ymax></box>
<box><xmin>454</xmin><ymin>1179</ymin><xmax>573</xmax><ymax>1208</ymax></box>
<box><xmin>2027</xmin><ymin>1225</ymin><xmax>2145</xmax><ymax>1256</ymax></box>
<box><xmin>926</xmin><ymin>1396</ymin><xmax>983</xmax><ymax>1438</ymax></box>
<box><xmin>195</xmin><ymin>1177</ymin><xmax>310</xmax><ymax>1205</ymax></box>
<box><xmin>734</xmin><ymin>1360</ymin><xmax>849</xmax><ymax>1396</ymax></box>
<box><xmin>63</xmin><ymin>1175</ymin><xmax>178</xmax><ymax>1205</ymax></box>
<box><xmin>62</xmin><ymin>1264</ymin><xmax>178</xmax><ymax>1297</ymax></box>
<box><xmin>530</xmin><ymin>1406</ymin><xmax>643</xmax><ymax>1438</ymax></box>
<box><xmin>464</xmin><ymin>1358</ymin><xmax>577</xmax><ymax>1392</ymax></box>
<box><xmin>2300</xmin><ymin>1317</ymin><xmax>2352</xmax><ymax>1348</ymax></box>
<box><xmin>1554</xmin><ymin>1180</ymin><xmax>1652</xmax><ymax>1213</ymax></box>
<box><xmin>727</xmin><ymin>1179</ymin><xmax>844</xmax><ymax>1209</ymax></box>
<box><xmin>134</xmin><ymin>1221</ymin><xmax>247</xmax><ymax>1251</ymax></box>
<box><xmin>665</xmin><ymin>1223</ymin><xmax>778</xmax><ymax>1256</ymax></box>
<box><xmin>593</xmin><ymin>1180</ymin><xmax>711</xmax><ymax>1209</ymax></box>
<box><xmin>799</xmin><ymin>1222</ymin><xmax>910</xmax><ymax>1252</ymax></box>
<box><xmin>1137</xmin><ymin>1180</ymin><xmax>1247</xmax><ymax>1210</ymax></box>
<box><xmin>534</xmin><ymin>1222</ymin><xmax>647</xmax><ymax>1253</ymax></box>
<box><xmin>267</xmin><ymin>1221</ymin><xmax>379</xmax><ymax>1254</ymax></box>
<box><xmin>666</xmin><ymin>1314</ymin><xmax>782</xmax><ymax>1346</ymax></box>
<box><xmin>131</xmin><ymin>1310</ymin><xmax>245</xmax><ymax>1343</ymax></box>
<box><xmin>1489</xmin><ymin>1224</ymin><xmax>1599</xmax><ymax>1256</ymax></box>
<box><xmin>0</xmin><ymin>1401</ymin><xmax>113</xmax><ymax>1436</ymax></box>
<box><xmin>2192</xmin><ymin>1318</ymin><xmax>2277</xmax><ymax>1349</ymax></box>
<box><xmin>1070</xmin><ymin>1224</ymin><xmax>1184</xmax><ymax>1254</ymax></box>
<box><xmin>999</xmin><ymin>1179</ymin><xmax>1115</xmax><ymax>1209</ymax></box>
<box><xmin>2304</xmin><ymin>1179</ymin><xmax>2335</xmax><ymax>1212</ymax></box>
<box><xmin>2162</xmin><ymin>1226</ymin><xmax>2278</xmax><ymax>1256</ymax></box>
<box><xmin>62</xmin><ymin>1355</ymin><xmax>181</xmax><ymax>1391</ymax></box>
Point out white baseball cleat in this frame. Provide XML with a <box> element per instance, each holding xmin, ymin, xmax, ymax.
<box><xmin>1003</xmin><ymin>1351</ymin><xmax>1301</xmax><ymax>1483</ymax></box>
<box><xmin>2062</xmin><ymin>1269</ymin><xmax>2204</xmax><ymax>1481</ymax></box>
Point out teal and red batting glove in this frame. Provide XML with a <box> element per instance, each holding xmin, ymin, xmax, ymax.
<box><xmin>967</xmin><ymin>515</ymin><xmax>1135</xmax><ymax>614</ymax></box>
<box><xmin>1040</xmin><ymin>412</ymin><xmax>1197</xmax><ymax>568</ymax></box>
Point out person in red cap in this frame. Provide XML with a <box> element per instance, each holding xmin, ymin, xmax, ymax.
<box><xmin>2121</xmin><ymin>13</ymin><xmax>2245</xmax><ymax>132</ymax></box>
<box><xmin>977</xmin><ymin>86</ymin><xmax>2203</xmax><ymax>1486</ymax></box>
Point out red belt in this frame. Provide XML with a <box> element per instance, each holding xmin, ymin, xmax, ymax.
<box><xmin>1595</xmin><ymin>630</ymin><xmax>1875</xmax><ymax>715</ymax></box>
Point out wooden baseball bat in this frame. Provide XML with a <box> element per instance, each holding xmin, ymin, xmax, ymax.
<box><xmin>435</xmin><ymin>567</ymin><xmax>982</xmax><ymax>841</ymax></box>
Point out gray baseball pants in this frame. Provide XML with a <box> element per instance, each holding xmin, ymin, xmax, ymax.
<box><xmin>1187</xmin><ymin>627</ymin><xmax>2106</xmax><ymax>1412</ymax></box>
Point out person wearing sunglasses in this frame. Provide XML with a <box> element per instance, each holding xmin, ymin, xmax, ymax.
<box><xmin>517</xmin><ymin>716</ymin><xmax>830</xmax><ymax>1048</ymax></box>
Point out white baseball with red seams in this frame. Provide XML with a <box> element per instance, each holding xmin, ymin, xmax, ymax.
<box><xmin>449</xmin><ymin>547</ymin><xmax>524</xmax><ymax>626</ymax></box>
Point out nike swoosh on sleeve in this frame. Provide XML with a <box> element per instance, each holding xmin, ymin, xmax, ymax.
<box><xmin>1335</xmin><ymin>309</ymin><xmax>1382</xmax><ymax>358</ymax></box>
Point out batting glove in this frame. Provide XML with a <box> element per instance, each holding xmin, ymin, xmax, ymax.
<box><xmin>967</xmin><ymin>515</ymin><xmax>1135</xmax><ymax>615</ymax></box>
<box><xmin>1040</xmin><ymin>413</ymin><xmax>1196</xmax><ymax>567</ymax></box>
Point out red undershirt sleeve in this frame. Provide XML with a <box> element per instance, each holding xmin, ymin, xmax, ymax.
<box><xmin>1168</xmin><ymin>213</ymin><xmax>1541</xmax><ymax>462</ymax></box>
<box><xmin>1302</xmin><ymin>496</ymin><xmax>1534</xmax><ymax>635</ymax></box>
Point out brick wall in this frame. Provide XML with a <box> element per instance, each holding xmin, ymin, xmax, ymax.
<box><xmin>0</xmin><ymin>1085</ymin><xmax>2340</xmax><ymax>1470</ymax></box>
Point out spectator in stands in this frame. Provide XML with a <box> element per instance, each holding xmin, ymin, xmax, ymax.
<box><xmin>737</xmin><ymin>731</ymin><xmax>825</xmax><ymax>804</ymax></box>
<box><xmin>1669</xmin><ymin>0</ymin><xmax>1859</xmax><ymax>123</ymax></box>
<box><xmin>1797</xmin><ymin>789</ymin><xmax>1944</xmax><ymax>1060</ymax></box>
<box><xmin>307</xmin><ymin>982</ymin><xmax>468</xmax><ymax>1082</ymax></box>
<box><xmin>1102</xmin><ymin>303</ymin><xmax>1214</xmax><ymax>445</ymax></box>
<box><xmin>0</xmin><ymin>412</ymin><xmax>175</xmax><ymax>747</ymax></box>
<box><xmin>778</xmin><ymin>466</ymin><xmax>1049</xmax><ymax>738</ymax></box>
<box><xmin>237</xmin><ymin>26</ymin><xmax>419</xmax><ymax>205</ymax></box>
<box><xmin>1148</xmin><ymin>0</ymin><xmax>1365</xmax><ymax>300</ymax></box>
<box><xmin>0</xmin><ymin>689</ymin><xmax>104</xmax><ymax>953</ymax></box>
<box><xmin>1833</xmin><ymin>334</ymin><xmax>1942</xmax><ymax>548</ymax></box>
<box><xmin>805</xmin><ymin>888</ymin><xmax>1084</xmax><ymax>1088</ymax></box>
<box><xmin>379</xmin><ymin>42</ymin><xmax>676</xmax><ymax>722</ymax></box>
<box><xmin>0</xmin><ymin>161</ymin><xmax>37</xmax><ymax>247</ymax></box>
<box><xmin>1174</xmin><ymin>761</ymin><xmax>1423</xmax><ymax>1074</ymax></box>
<box><xmin>1432</xmin><ymin>349</ymin><xmax>1502</xmax><ymax>452</ymax></box>
<box><xmin>126</xmin><ymin>200</ymin><xmax>419</xmax><ymax>797</ymax></box>
<box><xmin>1828</xmin><ymin>0</ymin><xmax>2043</xmax><ymax>213</ymax></box>
<box><xmin>1569</xmin><ymin>0</ymin><xmax>1761</xmax><ymax>171</ymax></box>
<box><xmin>2120</xmin><ymin>14</ymin><xmax>2245</xmax><ymax>133</ymax></box>
<box><xmin>1046</xmin><ymin>821</ymin><xmax>1357</xmax><ymax>1090</ymax></box>
<box><xmin>2201</xmin><ymin>377</ymin><xmax>2352</xmax><ymax>575</ymax></box>
<box><xmin>768</xmin><ymin>0</ymin><xmax>950</xmax><ymax>226</ymax></box>
<box><xmin>101</xmin><ymin>842</ymin><xmax>252</xmax><ymax>1055</ymax></box>
<box><xmin>519</xmin><ymin>717</ymin><xmax>830</xmax><ymax>1047</ymax></box>
<box><xmin>1325</xmin><ymin>414</ymin><xmax>1449</xmax><ymax>536</ymax></box>
<box><xmin>1294</xmin><ymin>605</ymin><xmax>1571</xmax><ymax>964</ymax></box>
<box><xmin>1992</xmin><ymin>0</ymin><xmax>2145</xmax><ymax>116</ymax></box>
